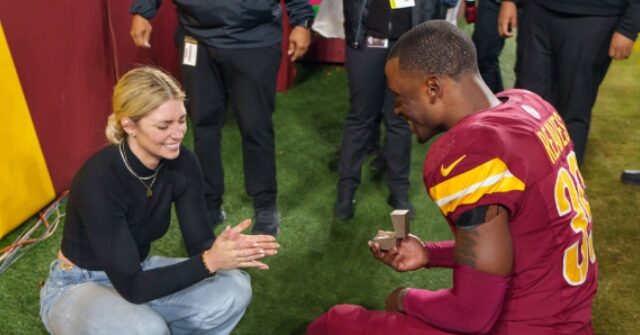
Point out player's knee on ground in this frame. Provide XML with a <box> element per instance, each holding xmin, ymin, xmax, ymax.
<box><xmin>307</xmin><ymin>304</ymin><xmax>366</xmax><ymax>335</ymax></box>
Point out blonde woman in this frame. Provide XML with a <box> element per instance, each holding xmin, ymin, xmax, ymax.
<box><xmin>40</xmin><ymin>66</ymin><xmax>278</xmax><ymax>335</ymax></box>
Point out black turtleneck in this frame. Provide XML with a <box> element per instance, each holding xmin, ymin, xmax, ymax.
<box><xmin>61</xmin><ymin>141</ymin><xmax>214</xmax><ymax>304</ymax></box>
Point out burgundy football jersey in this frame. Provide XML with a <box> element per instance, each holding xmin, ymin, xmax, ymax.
<box><xmin>423</xmin><ymin>89</ymin><xmax>597</xmax><ymax>334</ymax></box>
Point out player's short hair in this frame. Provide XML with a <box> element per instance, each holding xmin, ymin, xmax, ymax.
<box><xmin>388</xmin><ymin>20</ymin><xmax>478</xmax><ymax>80</ymax></box>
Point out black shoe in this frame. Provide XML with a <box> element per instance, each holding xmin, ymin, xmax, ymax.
<box><xmin>387</xmin><ymin>194</ymin><xmax>415</xmax><ymax>219</ymax></box>
<box><xmin>334</xmin><ymin>191</ymin><xmax>355</xmax><ymax>220</ymax></box>
<box><xmin>209</xmin><ymin>207</ymin><xmax>227</xmax><ymax>228</ymax></box>
<box><xmin>621</xmin><ymin>170</ymin><xmax>640</xmax><ymax>186</ymax></box>
<box><xmin>252</xmin><ymin>206</ymin><xmax>280</xmax><ymax>236</ymax></box>
<box><xmin>369</xmin><ymin>152</ymin><xmax>386</xmax><ymax>179</ymax></box>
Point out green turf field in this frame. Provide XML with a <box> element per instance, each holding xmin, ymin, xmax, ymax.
<box><xmin>1</xmin><ymin>38</ymin><xmax>639</xmax><ymax>334</ymax></box>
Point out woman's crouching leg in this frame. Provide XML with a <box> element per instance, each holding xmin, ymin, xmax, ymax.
<box><xmin>42</xmin><ymin>282</ymin><xmax>169</xmax><ymax>335</ymax></box>
<box><xmin>150</xmin><ymin>269</ymin><xmax>252</xmax><ymax>335</ymax></box>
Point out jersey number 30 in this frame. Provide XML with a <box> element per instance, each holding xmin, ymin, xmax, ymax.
<box><xmin>554</xmin><ymin>153</ymin><xmax>596</xmax><ymax>286</ymax></box>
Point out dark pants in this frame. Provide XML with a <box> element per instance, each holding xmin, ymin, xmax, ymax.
<box><xmin>472</xmin><ymin>0</ymin><xmax>524</xmax><ymax>93</ymax></box>
<box><xmin>516</xmin><ymin>2</ymin><xmax>617</xmax><ymax>164</ymax></box>
<box><xmin>180</xmin><ymin>39</ymin><xmax>281</xmax><ymax>213</ymax></box>
<box><xmin>337</xmin><ymin>42</ymin><xmax>412</xmax><ymax>196</ymax></box>
<box><xmin>473</xmin><ymin>0</ymin><xmax>505</xmax><ymax>93</ymax></box>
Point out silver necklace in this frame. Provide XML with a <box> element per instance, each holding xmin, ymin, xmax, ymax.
<box><xmin>118</xmin><ymin>141</ymin><xmax>161</xmax><ymax>197</ymax></box>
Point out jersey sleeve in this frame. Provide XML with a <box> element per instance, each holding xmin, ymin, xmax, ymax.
<box><xmin>425</xmin><ymin>126</ymin><xmax>526</xmax><ymax>223</ymax></box>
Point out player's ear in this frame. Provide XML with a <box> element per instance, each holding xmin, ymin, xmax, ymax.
<box><xmin>424</xmin><ymin>75</ymin><xmax>443</xmax><ymax>101</ymax></box>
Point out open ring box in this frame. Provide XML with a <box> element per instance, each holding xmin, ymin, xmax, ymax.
<box><xmin>372</xmin><ymin>209</ymin><xmax>410</xmax><ymax>251</ymax></box>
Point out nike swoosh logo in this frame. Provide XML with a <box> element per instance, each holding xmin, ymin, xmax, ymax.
<box><xmin>440</xmin><ymin>155</ymin><xmax>466</xmax><ymax>177</ymax></box>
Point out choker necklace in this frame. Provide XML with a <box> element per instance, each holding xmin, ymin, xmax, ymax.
<box><xmin>118</xmin><ymin>141</ymin><xmax>161</xmax><ymax>197</ymax></box>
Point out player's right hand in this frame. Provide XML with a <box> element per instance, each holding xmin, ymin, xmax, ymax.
<box><xmin>130</xmin><ymin>14</ymin><xmax>152</xmax><ymax>48</ymax></box>
<box><xmin>368</xmin><ymin>234</ymin><xmax>429</xmax><ymax>272</ymax></box>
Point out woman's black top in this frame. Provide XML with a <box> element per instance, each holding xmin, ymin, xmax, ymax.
<box><xmin>60</xmin><ymin>142</ymin><xmax>214</xmax><ymax>304</ymax></box>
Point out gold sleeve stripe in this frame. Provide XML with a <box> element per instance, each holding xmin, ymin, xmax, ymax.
<box><xmin>429</xmin><ymin>158</ymin><xmax>525</xmax><ymax>215</ymax></box>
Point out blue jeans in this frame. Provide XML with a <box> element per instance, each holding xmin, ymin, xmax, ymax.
<box><xmin>40</xmin><ymin>256</ymin><xmax>252</xmax><ymax>335</ymax></box>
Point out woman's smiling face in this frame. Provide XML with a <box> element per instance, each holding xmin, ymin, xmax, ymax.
<box><xmin>124</xmin><ymin>98</ymin><xmax>187</xmax><ymax>168</ymax></box>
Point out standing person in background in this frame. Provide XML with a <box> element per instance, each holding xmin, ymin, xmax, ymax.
<box><xmin>40</xmin><ymin>67</ymin><xmax>279</xmax><ymax>335</ymax></box>
<box><xmin>309</xmin><ymin>21</ymin><xmax>597</xmax><ymax>334</ymax></box>
<box><xmin>130</xmin><ymin>0</ymin><xmax>315</xmax><ymax>235</ymax></box>
<box><xmin>334</xmin><ymin>0</ymin><xmax>441</xmax><ymax>220</ymax></box>
<box><xmin>367</xmin><ymin>121</ymin><xmax>387</xmax><ymax>179</ymax></box>
<box><xmin>498</xmin><ymin>0</ymin><xmax>639</xmax><ymax>165</ymax></box>
<box><xmin>467</xmin><ymin>0</ymin><xmax>522</xmax><ymax>93</ymax></box>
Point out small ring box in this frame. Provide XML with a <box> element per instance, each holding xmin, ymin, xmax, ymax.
<box><xmin>372</xmin><ymin>209</ymin><xmax>410</xmax><ymax>251</ymax></box>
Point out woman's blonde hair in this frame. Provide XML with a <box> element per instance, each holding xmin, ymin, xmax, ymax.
<box><xmin>105</xmin><ymin>66</ymin><xmax>186</xmax><ymax>144</ymax></box>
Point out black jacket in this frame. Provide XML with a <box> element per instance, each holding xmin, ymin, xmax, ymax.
<box><xmin>343</xmin><ymin>0</ymin><xmax>442</xmax><ymax>49</ymax></box>
<box><xmin>131</xmin><ymin>0</ymin><xmax>314</xmax><ymax>48</ymax></box>
<box><xmin>536</xmin><ymin>0</ymin><xmax>639</xmax><ymax>41</ymax></box>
